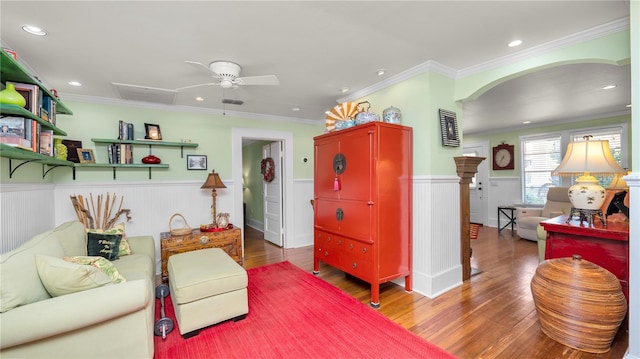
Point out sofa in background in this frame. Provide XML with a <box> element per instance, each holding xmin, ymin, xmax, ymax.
<box><xmin>0</xmin><ymin>221</ymin><xmax>156</xmax><ymax>359</ymax></box>
<box><xmin>515</xmin><ymin>187</ymin><xmax>571</xmax><ymax>242</ymax></box>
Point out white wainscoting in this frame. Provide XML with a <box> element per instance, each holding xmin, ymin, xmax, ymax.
<box><xmin>291</xmin><ymin>178</ymin><xmax>314</xmax><ymax>248</ymax></box>
<box><xmin>487</xmin><ymin>176</ymin><xmax>522</xmax><ymax>228</ymax></box>
<box><xmin>0</xmin><ymin>183</ymin><xmax>57</xmax><ymax>253</ymax></box>
<box><xmin>409</xmin><ymin>175</ymin><xmax>463</xmax><ymax>298</ymax></box>
<box><xmin>53</xmin><ymin>180</ymin><xmax>235</xmax><ymax>274</ymax></box>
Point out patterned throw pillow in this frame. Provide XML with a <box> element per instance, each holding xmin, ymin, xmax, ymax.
<box><xmin>87</xmin><ymin>232</ymin><xmax>122</xmax><ymax>260</ymax></box>
<box><xmin>64</xmin><ymin>256</ymin><xmax>127</xmax><ymax>284</ymax></box>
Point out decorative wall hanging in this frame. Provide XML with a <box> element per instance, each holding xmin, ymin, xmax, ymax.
<box><xmin>261</xmin><ymin>157</ymin><xmax>275</xmax><ymax>182</ymax></box>
<box><xmin>439</xmin><ymin>109</ymin><xmax>459</xmax><ymax>147</ymax></box>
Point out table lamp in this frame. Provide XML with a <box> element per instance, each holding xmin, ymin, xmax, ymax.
<box><xmin>551</xmin><ymin>136</ymin><xmax>625</xmax><ymax>224</ymax></box>
<box><xmin>201</xmin><ymin>170</ymin><xmax>226</xmax><ymax>226</ymax></box>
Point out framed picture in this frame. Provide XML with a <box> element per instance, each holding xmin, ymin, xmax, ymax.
<box><xmin>144</xmin><ymin>123</ymin><xmax>162</xmax><ymax>140</ymax></box>
<box><xmin>77</xmin><ymin>148</ymin><xmax>95</xmax><ymax>163</ymax></box>
<box><xmin>187</xmin><ymin>155</ymin><xmax>207</xmax><ymax>170</ymax></box>
<box><xmin>439</xmin><ymin>109</ymin><xmax>460</xmax><ymax>147</ymax></box>
<box><xmin>62</xmin><ymin>140</ymin><xmax>83</xmax><ymax>162</ymax></box>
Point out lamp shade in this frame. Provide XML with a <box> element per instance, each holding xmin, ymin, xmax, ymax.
<box><xmin>552</xmin><ymin>138</ymin><xmax>625</xmax><ymax>211</ymax></box>
<box><xmin>552</xmin><ymin>140</ymin><xmax>625</xmax><ymax>176</ymax></box>
<box><xmin>201</xmin><ymin>171</ymin><xmax>227</xmax><ymax>189</ymax></box>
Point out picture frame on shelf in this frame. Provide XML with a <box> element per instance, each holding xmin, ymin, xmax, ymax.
<box><xmin>62</xmin><ymin>140</ymin><xmax>82</xmax><ymax>162</ymax></box>
<box><xmin>187</xmin><ymin>155</ymin><xmax>207</xmax><ymax>170</ymax></box>
<box><xmin>144</xmin><ymin>123</ymin><xmax>162</xmax><ymax>140</ymax></box>
<box><xmin>77</xmin><ymin>148</ymin><xmax>95</xmax><ymax>163</ymax></box>
<box><xmin>439</xmin><ymin>109</ymin><xmax>460</xmax><ymax>147</ymax></box>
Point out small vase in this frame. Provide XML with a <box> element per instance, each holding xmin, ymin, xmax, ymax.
<box><xmin>382</xmin><ymin>106</ymin><xmax>402</xmax><ymax>124</ymax></box>
<box><xmin>0</xmin><ymin>83</ymin><xmax>27</xmax><ymax>107</ymax></box>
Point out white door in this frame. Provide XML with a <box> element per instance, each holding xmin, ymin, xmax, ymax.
<box><xmin>263</xmin><ymin>142</ymin><xmax>283</xmax><ymax>246</ymax></box>
<box><xmin>463</xmin><ymin>143</ymin><xmax>489</xmax><ymax>225</ymax></box>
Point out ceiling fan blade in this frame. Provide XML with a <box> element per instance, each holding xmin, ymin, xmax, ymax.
<box><xmin>175</xmin><ymin>82</ymin><xmax>220</xmax><ymax>91</ymax></box>
<box><xmin>184</xmin><ymin>60</ymin><xmax>216</xmax><ymax>75</ymax></box>
<box><xmin>235</xmin><ymin>75</ymin><xmax>279</xmax><ymax>86</ymax></box>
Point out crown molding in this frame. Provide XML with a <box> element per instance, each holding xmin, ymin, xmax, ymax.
<box><xmin>59</xmin><ymin>93</ymin><xmax>320</xmax><ymax>125</ymax></box>
<box><xmin>457</xmin><ymin>17</ymin><xmax>630</xmax><ymax>78</ymax></box>
<box><xmin>338</xmin><ymin>17</ymin><xmax>630</xmax><ymax>103</ymax></box>
<box><xmin>338</xmin><ymin>60</ymin><xmax>457</xmax><ymax>103</ymax></box>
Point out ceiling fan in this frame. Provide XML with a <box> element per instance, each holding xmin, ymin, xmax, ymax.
<box><xmin>177</xmin><ymin>60</ymin><xmax>279</xmax><ymax>91</ymax></box>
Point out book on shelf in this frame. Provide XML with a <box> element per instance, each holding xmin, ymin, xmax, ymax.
<box><xmin>0</xmin><ymin>116</ymin><xmax>31</xmax><ymax>149</ymax></box>
<box><xmin>39</xmin><ymin>130</ymin><xmax>53</xmax><ymax>156</ymax></box>
<box><xmin>118</xmin><ymin>120</ymin><xmax>134</xmax><ymax>141</ymax></box>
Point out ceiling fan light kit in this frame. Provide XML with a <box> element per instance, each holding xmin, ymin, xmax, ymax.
<box><xmin>178</xmin><ymin>60</ymin><xmax>279</xmax><ymax>91</ymax></box>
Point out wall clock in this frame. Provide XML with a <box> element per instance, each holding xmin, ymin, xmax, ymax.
<box><xmin>492</xmin><ymin>144</ymin><xmax>515</xmax><ymax>170</ymax></box>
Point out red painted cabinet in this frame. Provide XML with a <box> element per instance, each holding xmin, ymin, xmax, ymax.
<box><xmin>313</xmin><ymin>122</ymin><xmax>413</xmax><ymax>307</ymax></box>
<box><xmin>541</xmin><ymin>215</ymin><xmax>629</xmax><ymax>302</ymax></box>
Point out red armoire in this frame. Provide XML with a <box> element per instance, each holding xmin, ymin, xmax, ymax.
<box><xmin>313</xmin><ymin>121</ymin><xmax>412</xmax><ymax>308</ymax></box>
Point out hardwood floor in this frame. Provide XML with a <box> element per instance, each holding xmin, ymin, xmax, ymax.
<box><xmin>242</xmin><ymin>225</ymin><xmax>629</xmax><ymax>359</ymax></box>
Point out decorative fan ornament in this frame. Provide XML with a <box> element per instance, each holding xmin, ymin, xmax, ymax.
<box><xmin>325</xmin><ymin>102</ymin><xmax>359</xmax><ymax>132</ymax></box>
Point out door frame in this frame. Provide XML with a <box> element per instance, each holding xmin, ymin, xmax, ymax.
<box><xmin>262</xmin><ymin>141</ymin><xmax>284</xmax><ymax>246</ymax></box>
<box><xmin>462</xmin><ymin>140</ymin><xmax>490</xmax><ymax>225</ymax></box>
<box><xmin>232</xmin><ymin>128</ymin><xmax>294</xmax><ymax>252</ymax></box>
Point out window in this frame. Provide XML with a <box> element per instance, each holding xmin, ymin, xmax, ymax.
<box><xmin>521</xmin><ymin>135</ymin><xmax>562</xmax><ymax>204</ymax></box>
<box><xmin>520</xmin><ymin>124</ymin><xmax>627</xmax><ymax>205</ymax></box>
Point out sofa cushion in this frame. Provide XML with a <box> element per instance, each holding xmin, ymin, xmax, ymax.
<box><xmin>52</xmin><ymin>220</ymin><xmax>88</xmax><ymax>257</ymax></box>
<box><xmin>35</xmin><ymin>255</ymin><xmax>112</xmax><ymax>297</ymax></box>
<box><xmin>87</xmin><ymin>232</ymin><xmax>122</xmax><ymax>260</ymax></box>
<box><xmin>0</xmin><ymin>229</ymin><xmax>65</xmax><ymax>312</ymax></box>
<box><xmin>113</xmin><ymin>254</ymin><xmax>154</xmax><ymax>282</ymax></box>
<box><xmin>64</xmin><ymin>256</ymin><xmax>127</xmax><ymax>284</ymax></box>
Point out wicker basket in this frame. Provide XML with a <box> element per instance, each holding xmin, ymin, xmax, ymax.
<box><xmin>530</xmin><ymin>255</ymin><xmax>627</xmax><ymax>353</ymax></box>
<box><xmin>169</xmin><ymin>213</ymin><xmax>192</xmax><ymax>236</ymax></box>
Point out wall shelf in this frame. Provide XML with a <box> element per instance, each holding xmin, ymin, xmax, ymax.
<box><xmin>0</xmin><ymin>143</ymin><xmax>74</xmax><ymax>178</ymax></box>
<box><xmin>91</xmin><ymin>138</ymin><xmax>198</xmax><ymax>158</ymax></box>
<box><xmin>0</xmin><ymin>104</ymin><xmax>67</xmax><ymax>136</ymax></box>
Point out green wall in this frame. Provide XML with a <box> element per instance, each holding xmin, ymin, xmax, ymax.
<box><xmin>356</xmin><ymin>71</ymin><xmax>462</xmax><ymax>176</ymax></box>
<box><xmin>14</xmin><ymin>100</ymin><xmax>324</xmax><ymax>183</ymax></box>
<box><xmin>242</xmin><ymin>140</ymin><xmax>269</xmax><ymax>223</ymax></box>
<box><xmin>464</xmin><ymin>114</ymin><xmax>632</xmax><ymax>177</ymax></box>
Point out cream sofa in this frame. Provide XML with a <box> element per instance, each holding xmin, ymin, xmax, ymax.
<box><xmin>0</xmin><ymin>221</ymin><xmax>156</xmax><ymax>358</ymax></box>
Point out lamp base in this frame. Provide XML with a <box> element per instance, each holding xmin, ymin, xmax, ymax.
<box><xmin>566</xmin><ymin>208</ymin><xmax>605</xmax><ymax>227</ymax></box>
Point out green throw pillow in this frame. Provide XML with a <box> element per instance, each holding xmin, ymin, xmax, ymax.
<box><xmin>87</xmin><ymin>223</ymin><xmax>132</xmax><ymax>257</ymax></box>
<box><xmin>64</xmin><ymin>256</ymin><xmax>127</xmax><ymax>284</ymax></box>
<box><xmin>87</xmin><ymin>232</ymin><xmax>122</xmax><ymax>260</ymax></box>
<box><xmin>36</xmin><ymin>255</ymin><xmax>112</xmax><ymax>297</ymax></box>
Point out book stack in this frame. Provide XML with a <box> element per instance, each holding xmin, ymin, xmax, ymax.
<box><xmin>1</xmin><ymin>81</ymin><xmax>58</xmax><ymax>155</ymax></box>
<box><xmin>118</xmin><ymin>120</ymin><xmax>134</xmax><ymax>141</ymax></box>
<box><xmin>107</xmin><ymin>143</ymin><xmax>133</xmax><ymax>164</ymax></box>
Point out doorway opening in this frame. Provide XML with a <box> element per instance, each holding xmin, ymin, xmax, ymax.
<box><xmin>232</xmin><ymin>128</ymin><xmax>294</xmax><ymax>258</ymax></box>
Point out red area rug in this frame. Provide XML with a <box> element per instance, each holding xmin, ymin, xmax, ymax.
<box><xmin>154</xmin><ymin>261</ymin><xmax>455</xmax><ymax>359</ymax></box>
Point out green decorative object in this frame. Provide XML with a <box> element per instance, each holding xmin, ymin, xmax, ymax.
<box><xmin>54</xmin><ymin>138</ymin><xmax>68</xmax><ymax>160</ymax></box>
<box><xmin>0</xmin><ymin>83</ymin><xmax>27</xmax><ymax>107</ymax></box>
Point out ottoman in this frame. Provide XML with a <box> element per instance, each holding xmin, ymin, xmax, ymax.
<box><xmin>168</xmin><ymin>248</ymin><xmax>248</xmax><ymax>337</ymax></box>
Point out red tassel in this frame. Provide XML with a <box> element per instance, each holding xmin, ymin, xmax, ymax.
<box><xmin>334</xmin><ymin>177</ymin><xmax>340</xmax><ymax>191</ymax></box>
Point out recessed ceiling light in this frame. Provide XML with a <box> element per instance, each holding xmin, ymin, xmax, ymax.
<box><xmin>602</xmin><ymin>85</ymin><xmax>616</xmax><ymax>90</ymax></box>
<box><xmin>508</xmin><ymin>40</ymin><xmax>522</xmax><ymax>47</ymax></box>
<box><xmin>627</xmin><ymin>104</ymin><xmax>632</xmax><ymax>108</ymax></box>
<box><xmin>196</xmin><ymin>96</ymin><xmax>204</xmax><ymax>102</ymax></box>
<box><xmin>292</xmin><ymin>107</ymin><xmax>301</xmax><ymax>112</ymax></box>
<box><xmin>522</xmin><ymin>121</ymin><xmax>531</xmax><ymax>124</ymax></box>
<box><xmin>376</xmin><ymin>69</ymin><xmax>386</xmax><ymax>76</ymax></box>
<box><xmin>325</xmin><ymin>111</ymin><xmax>331</xmax><ymax>115</ymax></box>
<box><xmin>67</xmin><ymin>81</ymin><xmax>82</xmax><ymax>87</ymax></box>
<box><xmin>22</xmin><ymin>25</ymin><xmax>47</xmax><ymax>36</ymax></box>
<box><xmin>340</xmin><ymin>87</ymin><xmax>349</xmax><ymax>94</ymax></box>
